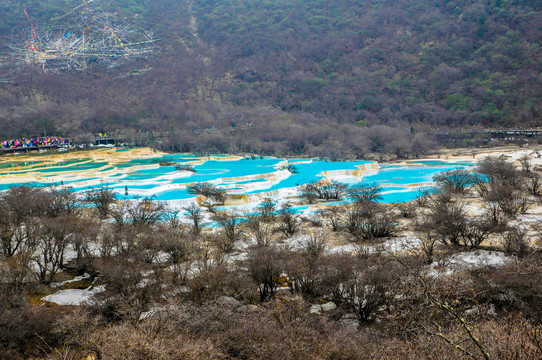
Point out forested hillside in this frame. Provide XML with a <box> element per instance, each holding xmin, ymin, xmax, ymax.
<box><xmin>1</xmin><ymin>0</ymin><xmax>541</xmax><ymax>157</ymax></box>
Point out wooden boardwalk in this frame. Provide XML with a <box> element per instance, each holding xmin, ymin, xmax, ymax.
<box><xmin>434</xmin><ymin>128</ymin><xmax>542</xmax><ymax>139</ymax></box>
<box><xmin>485</xmin><ymin>129</ymin><xmax>542</xmax><ymax>136</ymax></box>
<box><xmin>1</xmin><ymin>144</ymin><xmax>65</xmax><ymax>154</ymax></box>
<box><xmin>95</xmin><ymin>135</ymin><xmax>116</xmax><ymax>145</ymax></box>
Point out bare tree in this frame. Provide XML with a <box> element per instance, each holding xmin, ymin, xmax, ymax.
<box><xmin>323</xmin><ymin>256</ymin><xmax>397</xmax><ymax>326</ymax></box>
<box><xmin>126</xmin><ymin>198</ymin><xmax>166</xmax><ymax>226</ymax></box>
<box><xmin>433</xmin><ymin>169</ymin><xmax>477</xmax><ymax>194</ymax></box>
<box><xmin>276</xmin><ymin>203</ymin><xmax>300</xmax><ymax>237</ymax></box>
<box><xmin>318</xmin><ymin>206</ymin><xmax>344</xmax><ymax>231</ymax></box>
<box><xmin>347</xmin><ymin>202</ymin><xmax>398</xmax><ymax>241</ymax></box>
<box><xmin>416</xmin><ymin>222</ymin><xmax>438</xmax><ymax>264</ymax></box>
<box><xmin>461</xmin><ymin>220</ymin><xmax>493</xmax><ymax>248</ymax></box>
<box><xmin>258</xmin><ymin>198</ymin><xmax>277</xmax><ymax>221</ymax></box>
<box><xmin>34</xmin><ymin>216</ymin><xmax>72</xmax><ymax>283</ymax></box>
<box><xmin>245</xmin><ymin>213</ymin><xmax>273</xmax><ymax>246</ymax></box>
<box><xmin>212</xmin><ymin>211</ymin><xmax>242</xmax><ymax>253</ymax></box>
<box><xmin>483</xmin><ymin>201</ymin><xmax>508</xmax><ymax>227</ymax></box>
<box><xmin>96</xmin><ymin>258</ymin><xmax>158</xmax><ymax>323</ymax></box>
<box><xmin>45</xmin><ymin>189</ymin><xmax>80</xmax><ymax>218</ymax></box>
<box><xmin>392</xmin><ymin>257</ymin><xmax>492</xmax><ymax>360</ymax></box>
<box><xmin>486</xmin><ymin>183</ymin><xmax>532</xmax><ymax>217</ymax></box>
<box><xmin>70</xmin><ymin>218</ymin><xmax>100</xmax><ymax>261</ymax></box>
<box><xmin>0</xmin><ymin>203</ymin><xmax>26</xmax><ymax>257</ymax></box>
<box><xmin>476</xmin><ymin>156</ymin><xmax>520</xmax><ymax>187</ymax></box>
<box><xmin>335</xmin><ymin>269</ymin><xmax>390</xmax><ymax>326</ymax></box>
<box><xmin>415</xmin><ymin>187</ymin><xmax>432</xmax><ymax>207</ymax></box>
<box><xmin>426</xmin><ymin>192</ymin><xmax>466</xmax><ymax>246</ymax></box>
<box><xmin>348</xmin><ymin>183</ymin><xmax>383</xmax><ymax>203</ymax></box>
<box><xmin>299</xmin><ymin>180</ymin><xmax>348</xmax><ymax>203</ymax></box>
<box><xmin>524</xmin><ymin>170</ymin><xmax>542</xmax><ymax>196</ymax></box>
<box><xmin>162</xmin><ymin>228</ymin><xmax>191</xmax><ymax>284</ymax></box>
<box><xmin>163</xmin><ymin>209</ymin><xmax>181</xmax><ymax>228</ymax></box>
<box><xmin>502</xmin><ymin>226</ymin><xmax>530</xmax><ymax>256</ymax></box>
<box><xmin>86</xmin><ymin>187</ymin><xmax>116</xmax><ymax>218</ymax></box>
<box><xmin>187</xmin><ymin>183</ymin><xmax>226</xmax><ymax>204</ymax></box>
<box><xmin>0</xmin><ymin>187</ymin><xmax>67</xmax><ymax>257</ymax></box>
<box><xmin>247</xmin><ymin>246</ymin><xmax>283</xmax><ymax>302</ymax></box>
<box><xmin>184</xmin><ymin>203</ymin><xmax>204</xmax><ymax>234</ymax></box>
<box><xmin>520</xmin><ymin>157</ymin><xmax>542</xmax><ymax>196</ymax></box>
<box><xmin>396</xmin><ymin>201</ymin><xmax>417</xmax><ymax>218</ymax></box>
<box><xmin>299</xmin><ymin>181</ymin><xmax>319</xmax><ymax>204</ymax></box>
<box><xmin>287</xmin><ymin>233</ymin><xmax>327</xmax><ymax>300</ymax></box>
<box><xmin>0</xmin><ymin>250</ymin><xmax>35</xmax><ymax>293</ymax></box>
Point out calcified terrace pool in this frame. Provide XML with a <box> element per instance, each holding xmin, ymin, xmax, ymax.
<box><xmin>0</xmin><ymin>148</ymin><xmax>473</xmax><ymax>213</ymax></box>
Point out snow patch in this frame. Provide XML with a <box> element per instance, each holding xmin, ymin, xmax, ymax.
<box><xmin>42</xmin><ymin>284</ymin><xmax>105</xmax><ymax>306</ymax></box>
<box><xmin>449</xmin><ymin>250</ymin><xmax>511</xmax><ymax>268</ymax></box>
<box><xmin>310</xmin><ymin>302</ymin><xmax>337</xmax><ymax>315</ymax></box>
<box><xmin>381</xmin><ymin>236</ymin><xmax>422</xmax><ymax>253</ymax></box>
<box><xmin>464</xmin><ymin>204</ymin><xmax>485</xmax><ymax>216</ymax></box>
<box><xmin>329</xmin><ymin>236</ymin><xmax>422</xmax><ymax>255</ymax></box>
<box><xmin>327</xmin><ymin>243</ymin><xmax>359</xmax><ymax>255</ymax></box>
<box><xmin>428</xmin><ymin>250</ymin><xmax>513</xmax><ymax>277</ymax></box>
<box><xmin>516</xmin><ymin>214</ymin><xmax>542</xmax><ymax>223</ymax></box>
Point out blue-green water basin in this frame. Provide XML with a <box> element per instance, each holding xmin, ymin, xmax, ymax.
<box><xmin>0</xmin><ymin>152</ymin><xmax>473</xmax><ymax>210</ymax></box>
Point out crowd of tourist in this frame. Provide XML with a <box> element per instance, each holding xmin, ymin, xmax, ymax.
<box><xmin>1</xmin><ymin>136</ymin><xmax>69</xmax><ymax>149</ymax></box>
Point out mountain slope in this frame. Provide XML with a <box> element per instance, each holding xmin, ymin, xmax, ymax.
<box><xmin>1</xmin><ymin>0</ymin><xmax>541</xmax><ymax>156</ymax></box>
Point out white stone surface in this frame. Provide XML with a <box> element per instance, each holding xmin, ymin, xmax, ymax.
<box><xmin>42</xmin><ymin>285</ymin><xmax>105</xmax><ymax>306</ymax></box>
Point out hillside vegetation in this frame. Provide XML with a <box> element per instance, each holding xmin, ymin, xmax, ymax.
<box><xmin>3</xmin><ymin>152</ymin><xmax>542</xmax><ymax>359</ymax></box>
<box><xmin>1</xmin><ymin>0</ymin><xmax>541</xmax><ymax>156</ymax></box>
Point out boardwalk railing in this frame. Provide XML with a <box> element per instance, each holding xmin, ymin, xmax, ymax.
<box><xmin>94</xmin><ymin>135</ymin><xmax>117</xmax><ymax>145</ymax></box>
<box><xmin>1</xmin><ymin>144</ymin><xmax>66</xmax><ymax>153</ymax></box>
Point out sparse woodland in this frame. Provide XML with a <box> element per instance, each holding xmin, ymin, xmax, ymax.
<box><xmin>2</xmin><ymin>0</ymin><xmax>542</xmax><ymax>357</ymax></box>
<box><xmin>2</xmin><ymin>155</ymin><xmax>542</xmax><ymax>359</ymax></box>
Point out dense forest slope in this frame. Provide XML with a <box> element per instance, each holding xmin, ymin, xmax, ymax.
<box><xmin>0</xmin><ymin>0</ymin><xmax>541</xmax><ymax>157</ymax></box>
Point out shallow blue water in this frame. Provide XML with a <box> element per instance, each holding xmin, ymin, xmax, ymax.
<box><xmin>363</xmin><ymin>164</ymin><xmax>465</xmax><ymax>185</ymax></box>
<box><xmin>170</xmin><ymin>158</ymin><xmax>284</xmax><ymax>184</ymax></box>
<box><xmin>245</xmin><ymin>160</ymin><xmax>372</xmax><ymax>194</ymax></box>
<box><xmin>0</xmin><ymin>151</ymin><xmax>473</xmax><ymax>211</ymax></box>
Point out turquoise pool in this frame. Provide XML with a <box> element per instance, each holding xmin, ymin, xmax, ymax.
<box><xmin>0</xmin><ymin>150</ymin><xmax>472</xmax><ymax>212</ymax></box>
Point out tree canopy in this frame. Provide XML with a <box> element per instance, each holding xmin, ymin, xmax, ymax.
<box><xmin>1</xmin><ymin>0</ymin><xmax>541</xmax><ymax>156</ymax></box>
